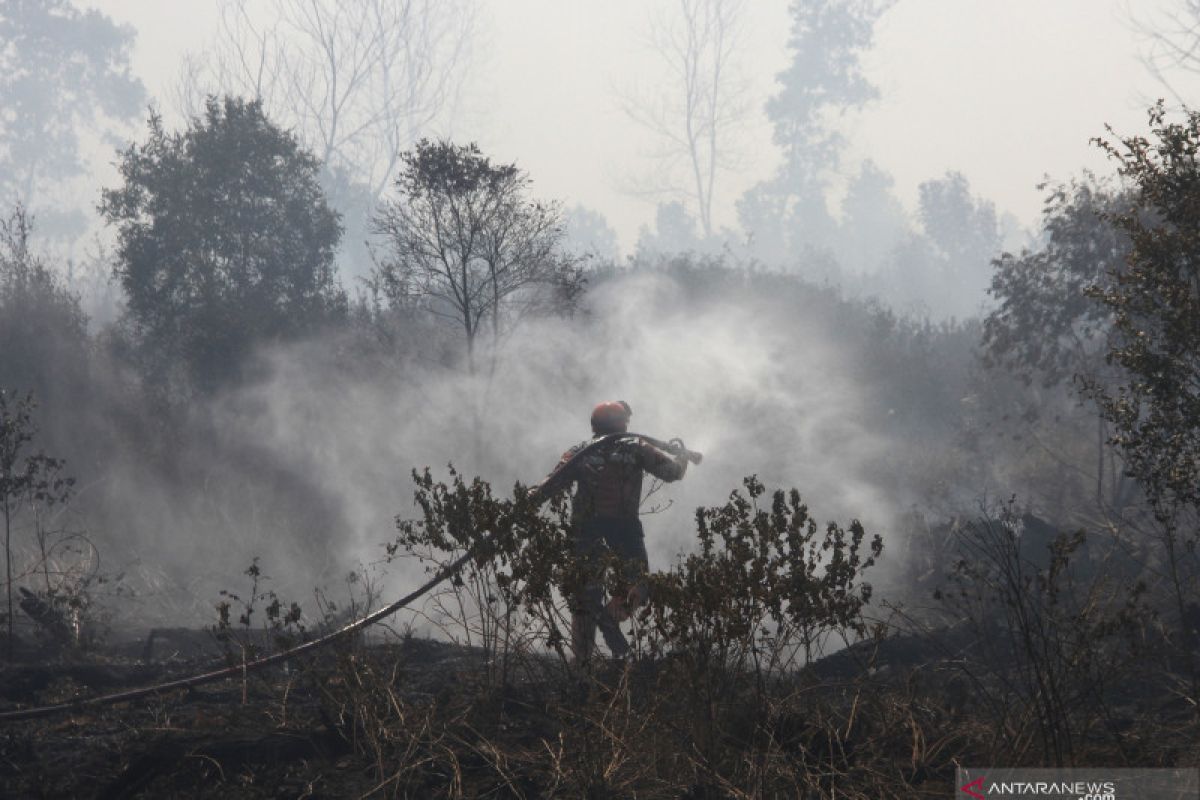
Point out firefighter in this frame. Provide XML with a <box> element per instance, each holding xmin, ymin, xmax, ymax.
<box><xmin>535</xmin><ymin>400</ymin><xmax>690</xmax><ymax>662</ymax></box>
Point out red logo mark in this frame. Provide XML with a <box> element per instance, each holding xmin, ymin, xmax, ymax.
<box><xmin>960</xmin><ymin>777</ymin><xmax>986</xmax><ymax>799</ymax></box>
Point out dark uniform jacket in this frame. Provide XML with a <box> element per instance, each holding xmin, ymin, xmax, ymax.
<box><xmin>543</xmin><ymin>435</ymin><xmax>687</xmax><ymax>525</ymax></box>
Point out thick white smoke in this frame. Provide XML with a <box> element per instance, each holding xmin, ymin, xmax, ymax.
<box><xmin>194</xmin><ymin>270</ymin><xmax>902</xmax><ymax>606</ymax></box>
<box><xmin>68</xmin><ymin>266</ymin><xmax>940</xmax><ymax>633</ymax></box>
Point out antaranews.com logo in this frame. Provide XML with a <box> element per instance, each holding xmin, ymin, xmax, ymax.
<box><xmin>960</xmin><ymin>775</ymin><xmax>1116</xmax><ymax>799</ymax></box>
<box><xmin>956</xmin><ymin>768</ymin><xmax>1199</xmax><ymax>799</ymax></box>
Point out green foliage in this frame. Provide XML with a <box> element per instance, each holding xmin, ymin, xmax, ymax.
<box><xmin>1090</xmin><ymin>103</ymin><xmax>1200</xmax><ymax>523</ymax></box>
<box><xmin>102</xmin><ymin>96</ymin><xmax>346</xmax><ymax>394</ymax></box>
<box><xmin>390</xmin><ymin>466</ymin><xmax>882</xmax><ymax>695</ymax></box>
<box><xmin>981</xmin><ymin>178</ymin><xmax>1139</xmax><ymax>512</ymax></box>
<box><xmin>383</xmin><ymin>467</ymin><xmax>888</xmax><ymax>794</ymax></box>
<box><xmin>214</xmin><ymin>558</ymin><xmax>306</xmax><ymax>660</ymax></box>
<box><xmin>1082</xmin><ymin>106</ymin><xmax>1200</xmax><ymax>706</ymax></box>
<box><xmin>629</xmin><ymin>476</ymin><xmax>882</xmax><ymax>791</ymax></box>
<box><xmin>642</xmin><ymin>476</ymin><xmax>880</xmax><ymax>666</ymax></box>
<box><xmin>984</xmin><ymin>177</ymin><xmax>1130</xmax><ymax>388</ymax></box>
<box><xmin>389</xmin><ymin>467</ymin><xmax>576</xmax><ymax>676</ymax></box>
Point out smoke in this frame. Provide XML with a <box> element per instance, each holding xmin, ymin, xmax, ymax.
<box><xmin>158</xmin><ymin>270</ymin><xmax>903</xmax><ymax>606</ymax></box>
<box><xmin>61</xmin><ymin>266</ymin><xmax>972</xmax><ymax>632</ymax></box>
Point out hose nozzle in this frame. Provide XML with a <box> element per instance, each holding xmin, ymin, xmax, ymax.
<box><xmin>668</xmin><ymin>437</ymin><xmax>704</xmax><ymax>465</ymax></box>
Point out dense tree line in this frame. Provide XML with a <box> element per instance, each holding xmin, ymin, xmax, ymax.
<box><xmin>0</xmin><ymin>73</ymin><xmax>1194</xmax><ymax>600</ymax></box>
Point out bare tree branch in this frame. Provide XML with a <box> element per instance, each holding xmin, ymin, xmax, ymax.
<box><xmin>175</xmin><ymin>0</ymin><xmax>477</xmax><ymax>204</ymax></box>
<box><xmin>1126</xmin><ymin>0</ymin><xmax>1200</xmax><ymax>108</ymax></box>
<box><xmin>618</xmin><ymin>0</ymin><xmax>751</xmax><ymax>237</ymax></box>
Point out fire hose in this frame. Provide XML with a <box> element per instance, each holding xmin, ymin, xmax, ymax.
<box><xmin>0</xmin><ymin>432</ymin><xmax>701</xmax><ymax>723</ymax></box>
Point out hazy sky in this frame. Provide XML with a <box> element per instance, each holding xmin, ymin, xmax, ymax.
<box><xmin>86</xmin><ymin>0</ymin><xmax>1185</xmax><ymax>252</ymax></box>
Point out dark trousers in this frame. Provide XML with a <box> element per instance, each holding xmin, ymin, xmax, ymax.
<box><xmin>570</xmin><ymin>516</ymin><xmax>648</xmax><ymax>661</ymax></box>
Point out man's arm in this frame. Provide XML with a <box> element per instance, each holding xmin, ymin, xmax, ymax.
<box><xmin>635</xmin><ymin>440</ymin><xmax>687</xmax><ymax>482</ymax></box>
<box><xmin>530</xmin><ymin>446</ymin><xmax>581</xmax><ymax>499</ymax></box>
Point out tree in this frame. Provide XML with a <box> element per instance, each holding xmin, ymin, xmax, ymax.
<box><xmin>1087</xmin><ymin>104</ymin><xmax>1200</xmax><ymax>704</ymax></box>
<box><xmin>1090</xmin><ymin>105</ymin><xmax>1200</xmax><ymax>524</ymax></box>
<box><xmin>835</xmin><ymin>159</ymin><xmax>911</xmax><ymax>273</ymax></box>
<box><xmin>982</xmin><ymin>177</ymin><xmax>1134</xmax><ymax>510</ymax></box>
<box><xmin>562</xmin><ymin>205</ymin><xmax>621</xmax><ymax>263</ymax></box>
<box><xmin>983</xmin><ymin>177</ymin><xmax>1130</xmax><ymax>389</ymax></box>
<box><xmin>0</xmin><ymin>390</ymin><xmax>72</xmax><ymax>658</ymax></box>
<box><xmin>622</xmin><ymin>0</ymin><xmax>750</xmax><ymax>238</ymax></box>
<box><xmin>0</xmin><ymin>206</ymin><xmax>89</xmax><ymax>426</ymax></box>
<box><xmin>865</xmin><ymin>171</ymin><xmax>1002</xmax><ymax>319</ymax></box>
<box><xmin>918</xmin><ymin>173</ymin><xmax>1000</xmax><ymax>273</ymax></box>
<box><xmin>101</xmin><ymin>97</ymin><xmax>346</xmax><ymax>394</ymax></box>
<box><xmin>634</xmin><ymin>201</ymin><xmax>704</xmax><ymax>259</ymax></box>
<box><xmin>737</xmin><ymin>0</ymin><xmax>894</xmax><ymax>264</ymax></box>
<box><xmin>913</xmin><ymin>171</ymin><xmax>1002</xmax><ymax>318</ymax></box>
<box><xmin>0</xmin><ymin>0</ymin><xmax>145</xmax><ymax>239</ymax></box>
<box><xmin>176</xmin><ymin>0</ymin><xmax>477</xmax><ymax>283</ymax></box>
<box><xmin>177</xmin><ymin>0</ymin><xmax>476</xmax><ymax>205</ymax></box>
<box><xmin>371</xmin><ymin>140</ymin><xmax>581</xmax><ymax>373</ymax></box>
<box><xmin>177</xmin><ymin>0</ymin><xmax>477</xmax><ymax>281</ymax></box>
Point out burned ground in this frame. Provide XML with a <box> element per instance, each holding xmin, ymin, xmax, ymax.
<box><xmin>2</xmin><ymin>611</ymin><xmax>1195</xmax><ymax>800</ymax></box>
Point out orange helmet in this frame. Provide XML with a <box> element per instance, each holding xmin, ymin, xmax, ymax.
<box><xmin>590</xmin><ymin>400</ymin><xmax>632</xmax><ymax>434</ymax></box>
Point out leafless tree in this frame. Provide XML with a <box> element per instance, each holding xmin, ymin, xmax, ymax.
<box><xmin>620</xmin><ymin>0</ymin><xmax>751</xmax><ymax>238</ymax></box>
<box><xmin>176</xmin><ymin>0</ymin><xmax>477</xmax><ymax>201</ymax></box>
<box><xmin>1127</xmin><ymin>0</ymin><xmax>1200</xmax><ymax>107</ymax></box>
